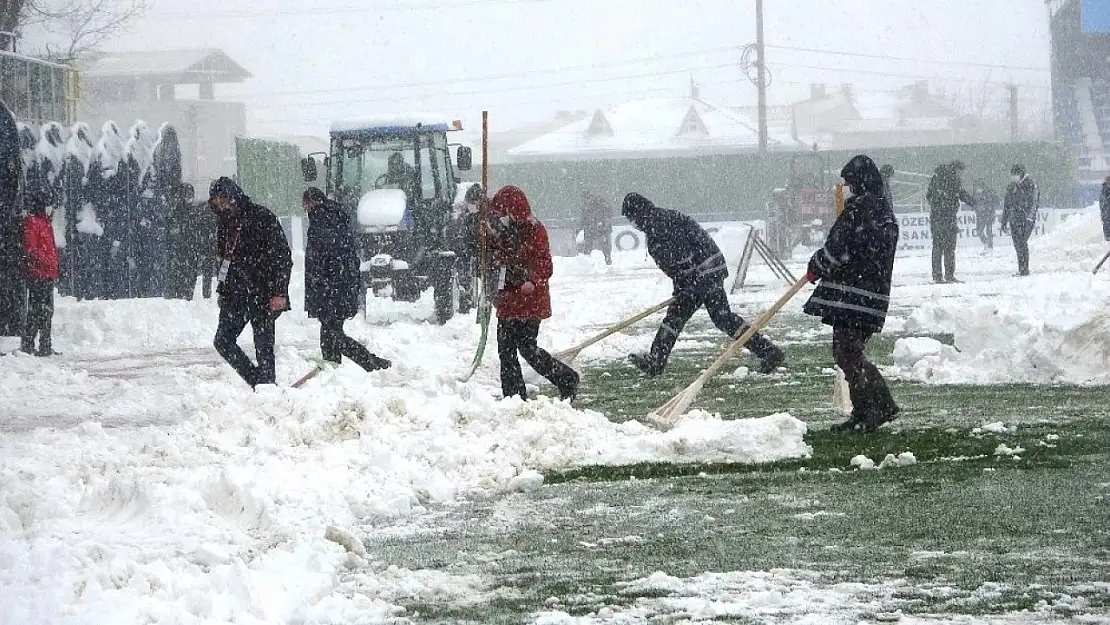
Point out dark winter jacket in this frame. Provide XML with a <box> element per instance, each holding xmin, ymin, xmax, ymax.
<box><xmin>1002</xmin><ymin>175</ymin><xmax>1038</xmax><ymax>231</ymax></box>
<box><xmin>579</xmin><ymin>193</ymin><xmax>613</xmax><ymax>246</ymax></box>
<box><xmin>803</xmin><ymin>191</ymin><xmax>898</xmax><ymax>333</ymax></box>
<box><xmin>621</xmin><ymin>193</ymin><xmax>727</xmax><ymax>296</ymax></box>
<box><xmin>925</xmin><ymin>165</ymin><xmax>973</xmax><ymax>232</ymax></box>
<box><xmin>880</xmin><ymin>173</ymin><xmax>894</xmax><ymax>212</ymax></box>
<box><xmin>305</xmin><ymin>199</ymin><xmax>361</xmax><ymax>320</ymax></box>
<box><xmin>972</xmin><ymin>188</ymin><xmax>1000</xmax><ymax>230</ymax></box>
<box><xmin>1101</xmin><ymin>178</ymin><xmax>1110</xmax><ymax>241</ymax></box>
<box><xmin>489</xmin><ymin>185</ymin><xmax>553</xmax><ymax>320</ymax></box>
<box><xmin>215</xmin><ymin>197</ymin><xmax>293</xmax><ymax>309</ymax></box>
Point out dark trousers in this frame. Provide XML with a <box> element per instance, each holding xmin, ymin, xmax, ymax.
<box><xmin>74</xmin><ymin>234</ymin><xmax>104</xmax><ymax>300</ymax></box>
<box><xmin>497</xmin><ymin>318</ymin><xmax>578</xmax><ymax>399</ymax></box>
<box><xmin>931</xmin><ymin>227</ymin><xmax>957</xmax><ymax>282</ymax></box>
<box><xmin>1011</xmin><ymin>220</ymin><xmax>1033</xmax><ymax>275</ymax></box>
<box><xmin>976</xmin><ymin>218</ymin><xmax>994</xmax><ymax>249</ymax></box>
<box><xmin>21</xmin><ymin>279</ymin><xmax>54</xmax><ymax>353</ymax></box>
<box><xmin>214</xmin><ymin>301</ymin><xmax>277</xmax><ymax>387</ymax></box>
<box><xmin>832</xmin><ymin>326</ymin><xmax>897</xmax><ymax>421</ymax></box>
<box><xmin>320</xmin><ymin>315</ymin><xmax>385</xmax><ymax>371</ymax></box>
<box><xmin>647</xmin><ymin>282</ymin><xmax>776</xmax><ymax>370</ymax></box>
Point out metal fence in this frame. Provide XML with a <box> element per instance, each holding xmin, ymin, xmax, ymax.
<box><xmin>0</xmin><ymin>50</ymin><xmax>77</xmax><ymax>125</ymax></box>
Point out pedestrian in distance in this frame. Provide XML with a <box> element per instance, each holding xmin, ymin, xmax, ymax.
<box><xmin>1100</xmin><ymin>174</ymin><xmax>1110</xmax><ymax>243</ymax></box>
<box><xmin>804</xmin><ymin>154</ymin><xmax>900</xmax><ymax>433</ymax></box>
<box><xmin>20</xmin><ymin>192</ymin><xmax>61</xmax><ymax>356</ymax></box>
<box><xmin>925</xmin><ymin>160</ymin><xmax>974</xmax><ymax>283</ymax></box>
<box><xmin>1001</xmin><ymin>164</ymin><xmax>1038</xmax><ymax>277</ymax></box>
<box><xmin>971</xmin><ymin>179</ymin><xmax>1000</xmax><ymax>254</ymax></box>
<box><xmin>621</xmin><ymin>192</ymin><xmax>786</xmax><ymax>378</ymax></box>
<box><xmin>303</xmin><ymin>187</ymin><xmax>391</xmax><ymax>373</ymax></box>
<box><xmin>577</xmin><ymin>191</ymin><xmax>613</xmax><ymax>265</ymax></box>
<box><xmin>485</xmin><ymin>185</ymin><xmax>580</xmax><ymax>401</ymax></box>
<box><xmin>209</xmin><ymin>176</ymin><xmax>293</xmax><ymax>388</ymax></box>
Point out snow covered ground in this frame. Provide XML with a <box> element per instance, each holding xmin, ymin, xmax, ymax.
<box><xmin>2</xmin><ymin>210</ymin><xmax>1110</xmax><ymax>624</ymax></box>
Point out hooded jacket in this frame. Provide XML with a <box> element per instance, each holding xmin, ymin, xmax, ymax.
<box><xmin>489</xmin><ymin>185</ymin><xmax>552</xmax><ymax>320</ymax></box>
<box><xmin>305</xmin><ymin>198</ymin><xmax>361</xmax><ymax>320</ymax></box>
<box><xmin>1002</xmin><ymin>174</ymin><xmax>1038</xmax><ymax>230</ymax></box>
<box><xmin>803</xmin><ymin>155</ymin><xmax>898</xmax><ymax>333</ymax></box>
<box><xmin>214</xmin><ymin>182</ymin><xmax>293</xmax><ymax>310</ymax></box>
<box><xmin>621</xmin><ymin>193</ymin><xmax>727</xmax><ymax>295</ymax></box>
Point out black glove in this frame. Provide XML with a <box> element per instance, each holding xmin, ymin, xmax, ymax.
<box><xmin>503</xmin><ymin>265</ymin><xmax>529</xmax><ymax>290</ymax></box>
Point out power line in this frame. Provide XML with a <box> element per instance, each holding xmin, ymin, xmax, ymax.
<box><xmin>143</xmin><ymin>0</ymin><xmax>604</xmax><ymax>20</ymax></box>
<box><xmin>244</xmin><ymin>61</ymin><xmax>742</xmax><ymax>112</ymax></box>
<box><xmin>766</xmin><ymin>43</ymin><xmax>1050</xmax><ymax>73</ymax></box>
<box><xmin>233</xmin><ymin>45</ymin><xmax>743</xmax><ymax>101</ymax></box>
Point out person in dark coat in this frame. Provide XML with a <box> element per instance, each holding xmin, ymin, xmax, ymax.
<box><xmin>63</xmin><ymin>122</ymin><xmax>100</xmax><ymax>300</ymax></box>
<box><xmin>209</xmin><ymin>177</ymin><xmax>293</xmax><ymax>388</ymax></box>
<box><xmin>925</xmin><ymin>160</ymin><xmax>974</xmax><ymax>283</ymax></box>
<box><xmin>1100</xmin><ymin>175</ymin><xmax>1110</xmax><ymax>242</ymax></box>
<box><xmin>303</xmin><ymin>187</ymin><xmax>391</xmax><ymax>372</ymax></box>
<box><xmin>1001</xmin><ymin>164</ymin><xmax>1038</xmax><ymax>277</ymax></box>
<box><xmin>577</xmin><ymin>191</ymin><xmax>613</xmax><ymax>265</ymax></box>
<box><xmin>21</xmin><ymin>193</ymin><xmax>60</xmax><ymax>356</ymax></box>
<box><xmin>166</xmin><ymin>183</ymin><xmax>202</xmax><ymax>299</ymax></box>
<box><xmin>971</xmin><ymin>179</ymin><xmax>1000</xmax><ymax>253</ymax></box>
<box><xmin>804</xmin><ymin>154</ymin><xmax>899</xmax><ymax>433</ymax></box>
<box><xmin>90</xmin><ymin>121</ymin><xmax>130</xmax><ymax>299</ymax></box>
<box><xmin>879</xmin><ymin>164</ymin><xmax>895</xmax><ymax>212</ymax></box>
<box><xmin>450</xmin><ymin>183</ymin><xmax>482</xmax><ymax>313</ymax></box>
<box><xmin>621</xmin><ymin>192</ymin><xmax>785</xmax><ymax>377</ymax></box>
<box><xmin>487</xmin><ymin>185</ymin><xmax>579</xmax><ymax>401</ymax></box>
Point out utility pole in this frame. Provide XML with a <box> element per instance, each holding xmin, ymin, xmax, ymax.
<box><xmin>755</xmin><ymin>0</ymin><xmax>768</xmax><ymax>154</ymax></box>
<box><xmin>1008</xmin><ymin>83</ymin><xmax>1019</xmax><ymax>142</ymax></box>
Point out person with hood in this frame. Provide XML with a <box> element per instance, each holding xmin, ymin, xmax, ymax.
<box><xmin>486</xmin><ymin>185</ymin><xmax>579</xmax><ymax>401</ymax></box>
<box><xmin>577</xmin><ymin>191</ymin><xmax>613</xmax><ymax>265</ymax></box>
<box><xmin>620</xmin><ymin>192</ymin><xmax>785</xmax><ymax>377</ymax></box>
<box><xmin>925</xmin><ymin>160</ymin><xmax>974</xmax><ymax>283</ymax></box>
<box><xmin>127</xmin><ymin>120</ymin><xmax>161</xmax><ymax>297</ymax></box>
<box><xmin>303</xmin><ymin>186</ymin><xmax>391</xmax><ymax>372</ymax></box>
<box><xmin>90</xmin><ymin>121</ymin><xmax>129</xmax><ymax>299</ymax></box>
<box><xmin>150</xmin><ymin>123</ymin><xmax>181</xmax><ymax>296</ymax></box>
<box><xmin>450</xmin><ymin>182</ymin><xmax>482</xmax><ymax>313</ymax></box>
<box><xmin>804</xmin><ymin>154</ymin><xmax>899</xmax><ymax>433</ymax></box>
<box><xmin>209</xmin><ymin>176</ymin><xmax>293</xmax><ymax>388</ymax></box>
<box><xmin>971</xmin><ymin>179</ymin><xmax>1000</xmax><ymax>253</ymax></box>
<box><xmin>18</xmin><ymin>123</ymin><xmax>37</xmax><ymax>191</ymax></box>
<box><xmin>1001</xmin><ymin>164</ymin><xmax>1038</xmax><ymax>277</ymax></box>
<box><xmin>20</xmin><ymin>192</ymin><xmax>60</xmax><ymax>356</ymax></box>
<box><xmin>64</xmin><ymin>122</ymin><xmax>101</xmax><ymax>299</ymax></box>
<box><xmin>35</xmin><ymin>122</ymin><xmax>67</xmax><ymax>291</ymax></box>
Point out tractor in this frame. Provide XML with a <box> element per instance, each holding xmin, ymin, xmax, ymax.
<box><xmin>765</xmin><ymin>150</ymin><xmax>839</xmax><ymax>259</ymax></box>
<box><xmin>301</xmin><ymin>117</ymin><xmax>473</xmax><ymax>324</ymax></box>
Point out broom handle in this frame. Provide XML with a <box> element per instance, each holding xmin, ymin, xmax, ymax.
<box><xmin>694</xmin><ymin>276</ymin><xmax>808</xmax><ymax>383</ymax></box>
<box><xmin>559</xmin><ymin>298</ymin><xmax>673</xmax><ymax>356</ymax></box>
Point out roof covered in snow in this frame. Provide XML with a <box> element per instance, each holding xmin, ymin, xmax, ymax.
<box><xmin>506</xmin><ymin>98</ymin><xmax>801</xmax><ymax>160</ymax></box>
<box><xmin>78</xmin><ymin>49</ymin><xmax>251</xmax><ymax>83</ymax></box>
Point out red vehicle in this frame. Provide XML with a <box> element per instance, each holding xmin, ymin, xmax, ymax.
<box><xmin>766</xmin><ymin>150</ymin><xmax>839</xmax><ymax>258</ymax></box>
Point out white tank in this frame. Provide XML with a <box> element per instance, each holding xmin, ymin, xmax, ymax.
<box><xmin>357</xmin><ymin>189</ymin><xmax>408</xmax><ymax>230</ymax></box>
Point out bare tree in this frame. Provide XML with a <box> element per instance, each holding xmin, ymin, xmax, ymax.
<box><xmin>5</xmin><ymin>0</ymin><xmax>146</xmax><ymax>60</ymax></box>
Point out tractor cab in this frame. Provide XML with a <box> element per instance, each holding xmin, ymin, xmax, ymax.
<box><xmin>301</xmin><ymin>117</ymin><xmax>473</xmax><ymax>323</ymax></box>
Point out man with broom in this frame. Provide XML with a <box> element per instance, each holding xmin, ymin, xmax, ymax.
<box><xmin>804</xmin><ymin>154</ymin><xmax>900</xmax><ymax>433</ymax></box>
<box><xmin>620</xmin><ymin>192</ymin><xmax>785</xmax><ymax>378</ymax></box>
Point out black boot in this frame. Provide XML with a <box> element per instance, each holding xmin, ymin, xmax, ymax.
<box><xmin>743</xmin><ymin>333</ymin><xmax>785</xmax><ymax>374</ymax></box>
<box><xmin>628</xmin><ymin>352</ymin><xmax>663</xmax><ymax>377</ymax></box>
<box><xmin>856</xmin><ymin>366</ymin><xmax>900</xmax><ymax>432</ymax></box>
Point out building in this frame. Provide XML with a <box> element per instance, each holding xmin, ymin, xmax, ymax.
<box><xmin>790</xmin><ymin>82</ymin><xmax>1006</xmax><ymax>150</ymax></box>
<box><xmin>506</xmin><ymin>89</ymin><xmax>800</xmax><ymax>162</ymax></box>
<box><xmin>75</xmin><ymin>48</ymin><xmax>251</xmax><ymax>186</ymax></box>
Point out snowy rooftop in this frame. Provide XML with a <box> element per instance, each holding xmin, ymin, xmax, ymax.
<box><xmin>78</xmin><ymin>48</ymin><xmax>251</xmax><ymax>83</ymax></box>
<box><xmin>507</xmin><ymin>98</ymin><xmax>801</xmax><ymax>160</ymax></box>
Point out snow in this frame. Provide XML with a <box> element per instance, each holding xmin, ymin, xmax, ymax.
<box><xmin>6</xmin><ymin>215</ymin><xmax>1110</xmax><ymax>622</ymax></box>
<box><xmin>329</xmin><ymin>115</ymin><xmax>458</xmax><ymax>134</ymax></box>
<box><xmin>0</xmin><ymin>251</ymin><xmax>813</xmax><ymax>623</ymax></box>
<box><xmin>356</xmin><ymin>189</ymin><xmax>407</xmax><ymax>229</ymax></box>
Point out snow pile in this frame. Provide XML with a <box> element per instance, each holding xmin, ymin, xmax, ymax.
<box><xmin>0</xmin><ymin>257</ymin><xmax>812</xmax><ymax>624</ymax></box>
<box><xmin>889</xmin><ymin>274</ymin><xmax>1110</xmax><ymax>384</ymax></box>
<box><xmin>1033</xmin><ymin>205</ymin><xmax>1105</xmax><ymax>266</ymax></box>
<box><xmin>850</xmin><ymin>452</ymin><xmax>917</xmax><ymax>470</ymax></box>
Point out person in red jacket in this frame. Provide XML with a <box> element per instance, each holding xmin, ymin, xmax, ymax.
<box><xmin>21</xmin><ymin>193</ymin><xmax>61</xmax><ymax>356</ymax></box>
<box><xmin>488</xmin><ymin>185</ymin><xmax>579</xmax><ymax>401</ymax></box>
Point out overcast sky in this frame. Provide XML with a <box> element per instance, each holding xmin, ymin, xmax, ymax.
<box><xmin>86</xmin><ymin>0</ymin><xmax>1053</xmax><ymax>138</ymax></box>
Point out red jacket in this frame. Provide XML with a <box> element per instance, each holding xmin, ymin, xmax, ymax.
<box><xmin>489</xmin><ymin>186</ymin><xmax>552</xmax><ymax>320</ymax></box>
<box><xmin>23</xmin><ymin>213</ymin><xmax>60</xmax><ymax>281</ymax></box>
